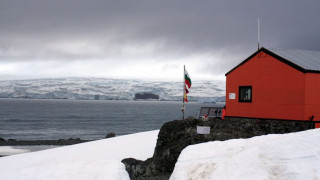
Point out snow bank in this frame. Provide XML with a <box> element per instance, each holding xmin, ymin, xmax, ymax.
<box><xmin>0</xmin><ymin>146</ymin><xmax>30</xmax><ymax>156</ymax></box>
<box><xmin>170</xmin><ymin>129</ymin><xmax>320</xmax><ymax>180</ymax></box>
<box><xmin>2</xmin><ymin>128</ymin><xmax>319</xmax><ymax>180</ymax></box>
<box><xmin>0</xmin><ymin>130</ymin><xmax>159</xmax><ymax>180</ymax></box>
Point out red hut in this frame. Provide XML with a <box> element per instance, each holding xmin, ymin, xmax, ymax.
<box><xmin>225</xmin><ymin>47</ymin><xmax>320</xmax><ymax>128</ymax></box>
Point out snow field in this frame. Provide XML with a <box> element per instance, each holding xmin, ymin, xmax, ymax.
<box><xmin>170</xmin><ymin>129</ymin><xmax>320</xmax><ymax>180</ymax></box>
<box><xmin>1</xmin><ymin>128</ymin><xmax>319</xmax><ymax>180</ymax></box>
<box><xmin>0</xmin><ymin>130</ymin><xmax>159</xmax><ymax>180</ymax></box>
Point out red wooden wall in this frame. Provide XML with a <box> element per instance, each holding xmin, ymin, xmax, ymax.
<box><xmin>305</xmin><ymin>73</ymin><xmax>320</xmax><ymax>127</ymax></box>
<box><xmin>226</xmin><ymin>51</ymin><xmax>307</xmax><ymax>121</ymax></box>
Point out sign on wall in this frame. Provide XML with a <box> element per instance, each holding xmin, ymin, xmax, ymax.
<box><xmin>197</xmin><ymin>126</ymin><xmax>210</xmax><ymax>134</ymax></box>
<box><xmin>229</xmin><ymin>93</ymin><xmax>236</xmax><ymax>99</ymax></box>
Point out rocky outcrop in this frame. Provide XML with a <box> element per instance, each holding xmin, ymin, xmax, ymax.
<box><xmin>134</xmin><ymin>92</ymin><xmax>159</xmax><ymax>100</ymax></box>
<box><xmin>105</xmin><ymin>133</ymin><xmax>116</xmax><ymax>138</ymax></box>
<box><xmin>122</xmin><ymin>117</ymin><xmax>313</xmax><ymax>179</ymax></box>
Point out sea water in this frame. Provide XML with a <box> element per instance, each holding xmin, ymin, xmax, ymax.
<box><xmin>0</xmin><ymin>98</ymin><xmax>210</xmax><ymax>140</ymax></box>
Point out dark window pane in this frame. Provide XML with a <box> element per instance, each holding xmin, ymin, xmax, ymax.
<box><xmin>239</xmin><ymin>86</ymin><xmax>252</xmax><ymax>102</ymax></box>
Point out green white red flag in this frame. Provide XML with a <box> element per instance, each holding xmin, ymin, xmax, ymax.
<box><xmin>184</xmin><ymin>69</ymin><xmax>192</xmax><ymax>89</ymax></box>
<box><xmin>184</xmin><ymin>68</ymin><xmax>191</xmax><ymax>103</ymax></box>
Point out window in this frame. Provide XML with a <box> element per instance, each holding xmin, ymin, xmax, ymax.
<box><xmin>239</xmin><ymin>86</ymin><xmax>252</xmax><ymax>102</ymax></box>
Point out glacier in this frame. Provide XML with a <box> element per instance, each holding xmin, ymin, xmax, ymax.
<box><xmin>0</xmin><ymin>77</ymin><xmax>226</xmax><ymax>103</ymax></box>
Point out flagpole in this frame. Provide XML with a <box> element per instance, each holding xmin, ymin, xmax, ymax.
<box><xmin>182</xmin><ymin>65</ymin><xmax>185</xmax><ymax>120</ymax></box>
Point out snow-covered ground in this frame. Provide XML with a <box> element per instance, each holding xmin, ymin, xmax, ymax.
<box><xmin>0</xmin><ymin>146</ymin><xmax>30</xmax><ymax>156</ymax></box>
<box><xmin>0</xmin><ymin>130</ymin><xmax>159</xmax><ymax>180</ymax></box>
<box><xmin>0</xmin><ymin>129</ymin><xmax>319</xmax><ymax>180</ymax></box>
<box><xmin>171</xmin><ymin>129</ymin><xmax>320</xmax><ymax>180</ymax></box>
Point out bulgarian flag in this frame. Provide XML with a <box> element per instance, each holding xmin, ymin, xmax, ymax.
<box><xmin>185</xmin><ymin>69</ymin><xmax>192</xmax><ymax>89</ymax></box>
<box><xmin>184</xmin><ymin>67</ymin><xmax>191</xmax><ymax>103</ymax></box>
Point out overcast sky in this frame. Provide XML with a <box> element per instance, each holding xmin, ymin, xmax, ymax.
<box><xmin>1</xmin><ymin>0</ymin><xmax>320</xmax><ymax>81</ymax></box>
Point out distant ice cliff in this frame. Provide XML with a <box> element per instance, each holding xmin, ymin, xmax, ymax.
<box><xmin>0</xmin><ymin>77</ymin><xmax>226</xmax><ymax>103</ymax></box>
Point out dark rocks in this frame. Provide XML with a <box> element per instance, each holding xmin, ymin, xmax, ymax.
<box><xmin>0</xmin><ymin>138</ymin><xmax>89</xmax><ymax>146</ymax></box>
<box><xmin>122</xmin><ymin>158</ymin><xmax>148</xmax><ymax>177</ymax></box>
<box><xmin>7</xmin><ymin>139</ymin><xmax>18</xmax><ymax>144</ymax></box>
<box><xmin>134</xmin><ymin>93</ymin><xmax>159</xmax><ymax>100</ymax></box>
<box><xmin>122</xmin><ymin>157</ymin><xmax>170</xmax><ymax>180</ymax></box>
<box><xmin>0</xmin><ymin>137</ymin><xmax>6</xmax><ymax>143</ymax></box>
<box><xmin>106</xmin><ymin>133</ymin><xmax>116</xmax><ymax>138</ymax></box>
<box><xmin>122</xmin><ymin>117</ymin><xmax>313</xmax><ymax>179</ymax></box>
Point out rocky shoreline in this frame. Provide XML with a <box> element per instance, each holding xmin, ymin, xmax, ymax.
<box><xmin>122</xmin><ymin>117</ymin><xmax>314</xmax><ymax>179</ymax></box>
<box><xmin>0</xmin><ymin>133</ymin><xmax>116</xmax><ymax>146</ymax></box>
<box><xmin>0</xmin><ymin>138</ymin><xmax>90</xmax><ymax>146</ymax></box>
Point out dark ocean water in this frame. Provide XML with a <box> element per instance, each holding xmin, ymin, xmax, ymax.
<box><xmin>0</xmin><ymin>98</ymin><xmax>210</xmax><ymax>140</ymax></box>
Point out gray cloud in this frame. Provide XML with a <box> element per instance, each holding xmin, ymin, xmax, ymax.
<box><xmin>0</xmin><ymin>0</ymin><xmax>320</xmax><ymax>79</ymax></box>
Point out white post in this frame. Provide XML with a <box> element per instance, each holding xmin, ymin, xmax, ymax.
<box><xmin>258</xmin><ymin>17</ymin><xmax>260</xmax><ymax>50</ymax></box>
<box><xmin>182</xmin><ymin>65</ymin><xmax>185</xmax><ymax>120</ymax></box>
